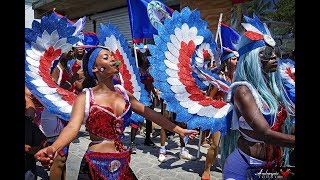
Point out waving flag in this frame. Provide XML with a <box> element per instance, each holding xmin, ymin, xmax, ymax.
<box><xmin>220</xmin><ymin>22</ymin><xmax>240</xmax><ymax>51</ymax></box>
<box><xmin>127</xmin><ymin>0</ymin><xmax>174</xmax><ymax>43</ymax></box>
<box><xmin>52</xmin><ymin>9</ymin><xmax>75</xmax><ymax>26</ymax></box>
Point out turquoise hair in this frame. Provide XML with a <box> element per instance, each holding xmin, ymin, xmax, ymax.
<box><xmin>233</xmin><ymin>35</ymin><xmax>295</xmax><ymax>116</ymax></box>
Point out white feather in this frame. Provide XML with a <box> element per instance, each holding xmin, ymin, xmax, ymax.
<box><xmin>164</xmin><ymin>60</ymin><xmax>179</xmax><ymax>70</ymax></box>
<box><xmin>133</xmin><ymin>92</ymin><xmax>141</xmax><ymax>99</ymax></box>
<box><xmin>174</xmin><ymin>92</ymin><xmax>190</xmax><ymax>102</ymax></box>
<box><xmin>27</xmin><ymin>65</ymin><xmax>39</xmax><ymax>74</ymax></box>
<box><xmin>212</xmin><ymin>104</ymin><xmax>231</xmax><ymax>118</ymax></box>
<box><xmin>189</xmin><ymin>27</ymin><xmax>198</xmax><ymax>38</ymax></box>
<box><xmin>51</xmin><ymin>100</ymin><xmax>70</xmax><ymax>108</ymax></box>
<box><xmin>132</xmin><ymin>84</ymin><xmax>141</xmax><ymax>91</ymax></box>
<box><xmin>165</xmin><ymin>69</ymin><xmax>178</xmax><ymax>77</ymax></box>
<box><xmin>174</xmin><ymin>27</ymin><xmax>183</xmax><ymax>42</ymax></box>
<box><xmin>167</xmin><ymin>77</ymin><xmax>182</xmax><ymax>86</ymax></box>
<box><xmin>53</xmin><ymin>38</ymin><xmax>68</xmax><ymax>50</ymax></box>
<box><xmin>193</xmin><ymin>36</ymin><xmax>204</xmax><ymax>46</ymax></box>
<box><xmin>167</xmin><ymin>43</ymin><xmax>179</xmax><ymax>58</ymax></box>
<box><xmin>188</xmin><ymin>103</ymin><xmax>202</xmax><ymax>114</ymax></box>
<box><xmin>26</xmin><ymin>49</ymin><xmax>40</xmax><ymax>61</ymax></box>
<box><xmin>48</xmin><ymin>30</ymin><xmax>60</xmax><ymax>47</ymax></box>
<box><xmin>36</xmin><ymin>86</ymin><xmax>58</xmax><ymax>94</ymax></box>
<box><xmin>130</xmin><ymin>75</ymin><xmax>138</xmax><ymax>84</ymax></box>
<box><xmin>165</xmin><ymin>51</ymin><xmax>178</xmax><ymax>64</ymax></box>
<box><xmin>195</xmin><ymin>57</ymin><xmax>204</xmax><ymax>64</ymax></box>
<box><xmin>45</xmin><ymin>93</ymin><xmax>65</xmax><ymax>102</ymax></box>
<box><xmin>25</xmin><ymin>70</ymin><xmax>41</xmax><ymax>79</ymax></box>
<box><xmin>41</xmin><ymin>30</ymin><xmax>51</xmax><ymax>43</ymax></box>
<box><xmin>60</xmin><ymin>105</ymin><xmax>72</xmax><ymax>113</ymax></box>
<box><xmin>197</xmin><ymin>106</ymin><xmax>216</xmax><ymax>117</ymax></box>
<box><xmin>171</xmin><ymin>85</ymin><xmax>186</xmax><ymax>94</ymax></box>
<box><xmin>241</xmin><ymin>23</ymin><xmax>262</xmax><ymax>34</ymax></box>
<box><xmin>31</xmin><ymin>42</ymin><xmax>45</xmax><ymax>56</ymax></box>
<box><xmin>181</xmin><ymin>23</ymin><xmax>190</xmax><ymax>42</ymax></box>
<box><xmin>30</xmin><ymin>79</ymin><xmax>48</xmax><ymax>87</ymax></box>
<box><xmin>180</xmin><ymin>100</ymin><xmax>197</xmax><ymax>108</ymax></box>
<box><xmin>170</xmin><ymin>34</ymin><xmax>181</xmax><ymax>49</ymax></box>
<box><xmin>26</xmin><ymin>56</ymin><xmax>40</xmax><ymax>67</ymax></box>
<box><xmin>35</xmin><ymin>37</ymin><xmax>47</xmax><ymax>52</ymax></box>
<box><xmin>59</xmin><ymin>44</ymin><xmax>73</xmax><ymax>53</ymax></box>
<box><xmin>196</xmin><ymin>49</ymin><xmax>204</xmax><ymax>59</ymax></box>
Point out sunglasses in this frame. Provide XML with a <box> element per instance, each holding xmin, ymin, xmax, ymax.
<box><xmin>260</xmin><ymin>46</ymin><xmax>281</xmax><ymax>60</ymax></box>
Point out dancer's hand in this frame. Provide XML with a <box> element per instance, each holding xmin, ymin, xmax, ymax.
<box><xmin>179</xmin><ymin>129</ymin><xmax>199</xmax><ymax>140</ymax></box>
<box><xmin>34</xmin><ymin>146</ymin><xmax>57</xmax><ymax>168</ymax></box>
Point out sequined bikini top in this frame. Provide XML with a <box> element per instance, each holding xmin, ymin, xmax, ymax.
<box><xmin>83</xmin><ymin>85</ymin><xmax>132</xmax><ymax>142</ymax></box>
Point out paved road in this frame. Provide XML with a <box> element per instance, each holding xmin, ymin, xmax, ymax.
<box><xmin>37</xmin><ymin>124</ymin><xmax>222</xmax><ymax>180</ymax></box>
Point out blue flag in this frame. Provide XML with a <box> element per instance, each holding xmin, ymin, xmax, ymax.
<box><xmin>127</xmin><ymin>0</ymin><xmax>173</xmax><ymax>43</ymax></box>
<box><xmin>220</xmin><ymin>22</ymin><xmax>240</xmax><ymax>51</ymax></box>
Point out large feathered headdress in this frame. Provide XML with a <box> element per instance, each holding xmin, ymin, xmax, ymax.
<box><xmin>238</xmin><ymin>13</ymin><xmax>276</xmax><ymax>56</ymax></box>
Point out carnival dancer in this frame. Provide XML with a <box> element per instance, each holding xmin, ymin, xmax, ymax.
<box><xmin>130</xmin><ymin>50</ymin><xmax>158</xmax><ymax>154</ymax></box>
<box><xmin>27</xmin><ymin>14</ymin><xmax>198</xmax><ymax>179</ymax></box>
<box><xmin>35</xmin><ymin>42</ymin><xmax>198</xmax><ymax>180</ymax></box>
<box><xmin>201</xmin><ymin>47</ymin><xmax>239</xmax><ymax>180</ymax></box>
<box><xmin>221</xmin><ymin>14</ymin><xmax>295</xmax><ymax>179</ymax></box>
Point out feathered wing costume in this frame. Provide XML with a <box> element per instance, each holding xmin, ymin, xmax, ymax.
<box><xmin>278</xmin><ymin>58</ymin><xmax>295</xmax><ymax>104</ymax></box>
<box><xmin>97</xmin><ymin>22</ymin><xmax>151</xmax><ymax>124</ymax></box>
<box><xmin>148</xmin><ymin>7</ymin><xmax>232</xmax><ymax>134</ymax></box>
<box><xmin>25</xmin><ymin>13</ymin><xmax>80</xmax><ymax>121</ymax></box>
<box><xmin>25</xmin><ymin>13</ymin><xmax>151</xmax><ymax>124</ymax></box>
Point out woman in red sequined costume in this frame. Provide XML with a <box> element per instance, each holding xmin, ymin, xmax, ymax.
<box><xmin>35</xmin><ymin>47</ymin><xmax>198</xmax><ymax>180</ymax></box>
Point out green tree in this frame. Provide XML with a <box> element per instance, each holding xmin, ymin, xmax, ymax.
<box><xmin>267</xmin><ymin>0</ymin><xmax>295</xmax><ymax>36</ymax></box>
<box><xmin>231</xmin><ymin>0</ymin><xmax>274</xmax><ymax>32</ymax></box>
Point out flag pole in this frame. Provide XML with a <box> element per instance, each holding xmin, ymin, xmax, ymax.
<box><xmin>197</xmin><ymin>130</ymin><xmax>203</xmax><ymax>159</ymax></box>
<box><xmin>133</xmin><ymin>42</ymin><xmax>139</xmax><ymax>68</ymax></box>
<box><xmin>212</xmin><ymin>13</ymin><xmax>223</xmax><ymax>67</ymax></box>
<box><xmin>215</xmin><ymin>13</ymin><xmax>223</xmax><ymax>43</ymax></box>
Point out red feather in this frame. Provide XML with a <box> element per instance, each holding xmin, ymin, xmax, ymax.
<box><xmin>210</xmin><ymin>100</ymin><xmax>226</xmax><ymax>108</ymax></box>
<box><xmin>244</xmin><ymin>31</ymin><xmax>264</xmax><ymax>40</ymax></box>
<box><xmin>202</xmin><ymin>49</ymin><xmax>211</xmax><ymax>59</ymax></box>
<box><xmin>199</xmin><ymin>98</ymin><xmax>214</xmax><ymax>106</ymax></box>
<box><xmin>178</xmin><ymin>72</ymin><xmax>194</xmax><ymax>81</ymax></box>
<box><xmin>180</xmin><ymin>78</ymin><xmax>197</xmax><ymax>87</ymax></box>
<box><xmin>189</xmin><ymin>94</ymin><xmax>206</xmax><ymax>101</ymax></box>
<box><xmin>185</xmin><ymin>86</ymin><xmax>203</xmax><ymax>95</ymax></box>
<box><xmin>56</xmin><ymin>88</ymin><xmax>71</xmax><ymax>96</ymax></box>
<box><xmin>286</xmin><ymin>67</ymin><xmax>295</xmax><ymax>81</ymax></box>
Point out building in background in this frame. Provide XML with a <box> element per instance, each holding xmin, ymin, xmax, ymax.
<box><xmin>25</xmin><ymin>0</ymin><xmax>35</xmax><ymax>28</ymax></box>
<box><xmin>31</xmin><ymin>0</ymin><xmax>180</xmax><ymax>44</ymax></box>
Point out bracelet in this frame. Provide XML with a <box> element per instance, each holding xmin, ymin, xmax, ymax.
<box><xmin>65</xmin><ymin>81</ymin><xmax>72</xmax><ymax>86</ymax></box>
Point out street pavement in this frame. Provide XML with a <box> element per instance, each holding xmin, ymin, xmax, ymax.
<box><xmin>36</xmin><ymin>124</ymin><xmax>223</xmax><ymax>180</ymax></box>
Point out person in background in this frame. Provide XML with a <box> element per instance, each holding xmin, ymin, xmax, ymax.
<box><xmin>25</xmin><ymin>86</ymin><xmax>47</xmax><ymax>180</ymax></box>
<box><xmin>201</xmin><ymin>48</ymin><xmax>238</xmax><ymax>180</ymax></box>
